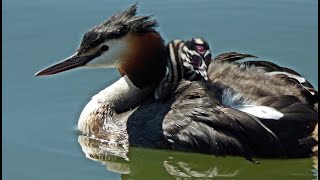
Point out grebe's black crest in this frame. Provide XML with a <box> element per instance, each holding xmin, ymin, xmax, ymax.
<box><xmin>79</xmin><ymin>3</ymin><xmax>158</xmax><ymax>53</ymax></box>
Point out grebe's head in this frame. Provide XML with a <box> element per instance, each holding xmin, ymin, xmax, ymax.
<box><xmin>35</xmin><ymin>4</ymin><xmax>167</xmax><ymax>87</ymax></box>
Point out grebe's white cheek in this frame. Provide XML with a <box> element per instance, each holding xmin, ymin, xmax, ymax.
<box><xmin>85</xmin><ymin>53</ymin><xmax>116</xmax><ymax>68</ymax></box>
<box><xmin>85</xmin><ymin>38</ymin><xmax>129</xmax><ymax>68</ymax></box>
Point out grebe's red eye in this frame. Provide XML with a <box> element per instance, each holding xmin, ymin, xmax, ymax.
<box><xmin>191</xmin><ymin>55</ymin><xmax>202</xmax><ymax>67</ymax></box>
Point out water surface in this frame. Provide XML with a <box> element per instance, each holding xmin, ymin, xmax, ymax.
<box><xmin>3</xmin><ymin>0</ymin><xmax>318</xmax><ymax>179</ymax></box>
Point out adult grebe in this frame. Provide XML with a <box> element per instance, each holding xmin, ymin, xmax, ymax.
<box><xmin>35</xmin><ymin>4</ymin><xmax>317</xmax><ymax>161</ymax></box>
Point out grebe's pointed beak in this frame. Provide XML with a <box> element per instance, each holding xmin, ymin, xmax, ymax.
<box><xmin>35</xmin><ymin>52</ymin><xmax>97</xmax><ymax>76</ymax></box>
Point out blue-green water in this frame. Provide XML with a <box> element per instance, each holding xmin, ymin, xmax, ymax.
<box><xmin>3</xmin><ymin>0</ymin><xmax>318</xmax><ymax>179</ymax></box>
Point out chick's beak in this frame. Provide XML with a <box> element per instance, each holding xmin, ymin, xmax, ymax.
<box><xmin>35</xmin><ymin>52</ymin><xmax>96</xmax><ymax>76</ymax></box>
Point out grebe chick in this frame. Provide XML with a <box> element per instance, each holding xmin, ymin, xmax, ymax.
<box><xmin>155</xmin><ymin>38</ymin><xmax>212</xmax><ymax>100</ymax></box>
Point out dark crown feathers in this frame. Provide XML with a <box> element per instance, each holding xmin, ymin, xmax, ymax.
<box><xmin>79</xmin><ymin>3</ymin><xmax>158</xmax><ymax>53</ymax></box>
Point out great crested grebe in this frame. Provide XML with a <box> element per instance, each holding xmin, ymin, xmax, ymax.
<box><xmin>35</xmin><ymin>4</ymin><xmax>318</xmax><ymax>161</ymax></box>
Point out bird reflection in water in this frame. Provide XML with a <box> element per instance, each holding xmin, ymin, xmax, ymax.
<box><xmin>78</xmin><ymin>135</ymin><xmax>317</xmax><ymax>179</ymax></box>
<box><xmin>78</xmin><ymin>135</ymin><xmax>243</xmax><ymax>179</ymax></box>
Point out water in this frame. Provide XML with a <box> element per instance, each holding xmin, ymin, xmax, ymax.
<box><xmin>3</xmin><ymin>0</ymin><xmax>318</xmax><ymax>179</ymax></box>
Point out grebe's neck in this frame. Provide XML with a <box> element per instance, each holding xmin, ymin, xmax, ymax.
<box><xmin>86</xmin><ymin>76</ymin><xmax>153</xmax><ymax>114</ymax></box>
<box><xmin>78</xmin><ymin>75</ymin><xmax>153</xmax><ymax>135</ymax></box>
<box><xmin>81</xmin><ymin>32</ymin><xmax>168</xmax><ymax>115</ymax></box>
<box><xmin>118</xmin><ymin>32</ymin><xmax>167</xmax><ymax>88</ymax></box>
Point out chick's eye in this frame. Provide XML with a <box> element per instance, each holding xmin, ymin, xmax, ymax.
<box><xmin>100</xmin><ymin>45</ymin><xmax>109</xmax><ymax>52</ymax></box>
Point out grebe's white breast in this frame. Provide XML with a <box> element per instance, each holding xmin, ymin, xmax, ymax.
<box><xmin>78</xmin><ymin>75</ymin><xmax>152</xmax><ymax>135</ymax></box>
